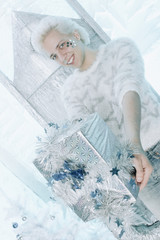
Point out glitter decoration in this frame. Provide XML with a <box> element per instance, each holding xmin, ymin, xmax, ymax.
<box><xmin>68</xmin><ymin>39</ymin><xmax>77</xmax><ymax>48</ymax></box>
<box><xmin>66</xmin><ymin>41</ymin><xmax>70</xmax><ymax>47</ymax></box>
<box><xmin>16</xmin><ymin>234</ymin><xmax>23</xmax><ymax>240</ymax></box>
<box><xmin>50</xmin><ymin>215</ymin><xmax>55</xmax><ymax>220</ymax></box>
<box><xmin>22</xmin><ymin>216</ymin><xmax>27</xmax><ymax>221</ymax></box>
<box><xmin>12</xmin><ymin>222</ymin><xmax>18</xmax><ymax>228</ymax></box>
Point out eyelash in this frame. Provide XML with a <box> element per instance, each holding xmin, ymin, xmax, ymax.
<box><xmin>50</xmin><ymin>42</ymin><xmax>65</xmax><ymax>60</ymax></box>
<box><xmin>50</xmin><ymin>54</ymin><xmax>57</xmax><ymax>60</ymax></box>
<box><xmin>59</xmin><ymin>42</ymin><xmax>65</xmax><ymax>49</ymax></box>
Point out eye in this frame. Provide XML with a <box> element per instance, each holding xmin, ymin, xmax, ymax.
<box><xmin>50</xmin><ymin>54</ymin><xmax>57</xmax><ymax>60</ymax></box>
<box><xmin>59</xmin><ymin>42</ymin><xmax>65</xmax><ymax>49</ymax></box>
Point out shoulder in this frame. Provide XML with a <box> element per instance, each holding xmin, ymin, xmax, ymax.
<box><xmin>104</xmin><ymin>37</ymin><xmax>140</xmax><ymax>53</ymax></box>
<box><xmin>99</xmin><ymin>37</ymin><xmax>139</xmax><ymax>60</ymax></box>
<box><xmin>110</xmin><ymin>37</ymin><xmax>137</xmax><ymax>46</ymax></box>
<box><xmin>105</xmin><ymin>37</ymin><xmax>143</xmax><ymax>66</ymax></box>
<box><xmin>110</xmin><ymin>37</ymin><xmax>142</xmax><ymax>56</ymax></box>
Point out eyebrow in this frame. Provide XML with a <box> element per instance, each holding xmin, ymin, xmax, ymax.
<box><xmin>50</xmin><ymin>39</ymin><xmax>66</xmax><ymax>58</ymax></box>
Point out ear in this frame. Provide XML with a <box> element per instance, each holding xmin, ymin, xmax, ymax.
<box><xmin>73</xmin><ymin>30</ymin><xmax>81</xmax><ymax>40</ymax></box>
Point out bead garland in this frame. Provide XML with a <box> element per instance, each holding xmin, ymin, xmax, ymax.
<box><xmin>12</xmin><ymin>214</ymin><xmax>55</xmax><ymax>239</ymax></box>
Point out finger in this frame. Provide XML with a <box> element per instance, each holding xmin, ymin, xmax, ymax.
<box><xmin>139</xmin><ymin>168</ymin><xmax>153</xmax><ymax>191</ymax></box>
<box><xmin>133</xmin><ymin>158</ymin><xmax>144</xmax><ymax>183</ymax></box>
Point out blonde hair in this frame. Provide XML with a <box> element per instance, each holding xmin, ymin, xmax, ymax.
<box><xmin>30</xmin><ymin>16</ymin><xmax>90</xmax><ymax>57</ymax></box>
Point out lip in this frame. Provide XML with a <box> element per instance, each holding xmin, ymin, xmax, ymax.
<box><xmin>67</xmin><ymin>54</ymin><xmax>74</xmax><ymax>65</ymax></box>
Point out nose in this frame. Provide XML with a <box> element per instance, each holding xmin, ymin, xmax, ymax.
<box><xmin>56</xmin><ymin>50</ymin><xmax>67</xmax><ymax>64</ymax></box>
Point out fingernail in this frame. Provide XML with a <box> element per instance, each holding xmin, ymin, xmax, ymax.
<box><xmin>137</xmin><ymin>178</ymin><xmax>142</xmax><ymax>182</ymax></box>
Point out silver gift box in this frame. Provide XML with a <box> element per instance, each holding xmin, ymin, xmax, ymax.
<box><xmin>34</xmin><ymin>113</ymin><xmax>160</xmax><ymax>240</ymax></box>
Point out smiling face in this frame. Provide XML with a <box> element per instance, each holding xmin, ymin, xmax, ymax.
<box><xmin>42</xmin><ymin>29</ymin><xmax>86</xmax><ymax>70</ymax></box>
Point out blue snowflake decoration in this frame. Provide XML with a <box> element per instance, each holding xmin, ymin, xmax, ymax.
<box><xmin>44</xmin><ymin>128</ymin><xmax>47</xmax><ymax>134</ymax></box>
<box><xmin>119</xmin><ymin>228</ymin><xmax>125</xmax><ymax>238</ymax></box>
<box><xmin>95</xmin><ymin>202</ymin><xmax>102</xmax><ymax>209</ymax></box>
<box><xmin>96</xmin><ymin>175</ymin><xmax>104</xmax><ymax>183</ymax></box>
<box><xmin>77</xmin><ymin>118</ymin><xmax>82</xmax><ymax>122</ymax></box>
<box><xmin>91</xmin><ymin>189</ymin><xmax>99</xmax><ymax>198</ymax></box>
<box><xmin>115</xmin><ymin>218</ymin><xmax>123</xmax><ymax>227</ymax></box>
<box><xmin>49</xmin><ymin>160</ymin><xmax>88</xmax><ymax>191</ymax></box>
<box><xmin>110</xmin><ymin>167</ymin><xmax>120</xmax><ymax>176</ymax></box>
<box><xmin>47</xmin><ymin>180</ymin><xmax>53</xmax><ymax>187</ymax></box>
<box><xmin>70</xmin><ymin>169</ymin><xmax>84</xmax><ymax>180</ymax></box>
<box><xmin>62</xmin><ymin>122</ymin><xmax>69</xmax><ymax>129</ymax></box>
<box><xmin>48</xmin><ymin>122</ymin><xmax>60</xmax><ymax>129</ymax></box>
<box><xmin>52</xmin><ymin>171</ymin><xmax>67</xmax><ymax>181</ymax></box>
<box><xmin>129</xmin><ymin>178</ymin><xmax>136</xmax><ymax>190</ymax></box>
<box><xmin>123</xmin><ymin>194</ymin><xmax>130</xmax><ymax>201</ymax></box>
<box><xmin>126</xmin><ymin>177</ymin><xmax>139</xmax><ymax>199</ymax></box>
<box><xmin>127</xmin><ymin>150</ymin><xmax>135</xmax><ymax>159</ymax></box>
<box><xmin>71</xmin><ymin>179</ymin><xmax>81</xmax><ymax>190</ymax></box>
<box><xmin>36</xmin><ymin>136</ymin><xmax>42</xmax><ymax>142</ymax></box>
<box><xmin>36</xmin><ymin>149</ymin><xmax>44</xmax><ymax>154</ymax></box>
<box><xmin>116</xmin><ymin>150</ymin><xmax>122</xmax><ymax>159</ymax></box>
<box><xmin>90</xmin><ymin>189</ymin><xmax>104</xmax><ymax>209</ymax></box>
<box><xmin>63</xmin><ymin>160</ymin><xmax>72</xmax><ymax>171</ymax></box>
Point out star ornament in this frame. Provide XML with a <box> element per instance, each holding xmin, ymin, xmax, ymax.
<box><xmin>96</xmin><ymin>175</ymin><xmax>104</xmax><ymax>183</ymax></box>
<box><xmin>110</xmin><ymin>167</ymin><xmax>120</xmax><ymax>176</ymax></box>
<box><xmin>115</xmin><ymin>218</ymin><xmax>123</xmax><ymax>227</ymax></box>
<box><xmin>123</xmin><ymin>194</ymin><xmax>130</xmax><ymax>201</ymax></box>
<box><xmin>119</xmin><ymin>228</ymin><xmax>125</xmax><ymax>238</ymax></box>
<box><xmin>129</xmin><ymin>178</ymin><xmax>136</xmax><ymax>189</ymax></box>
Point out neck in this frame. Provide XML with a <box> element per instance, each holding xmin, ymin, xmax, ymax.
<box><xmin>79</xmin><ymin>46</ymin><xmax>98</xmax><ymax>72</ymax></box>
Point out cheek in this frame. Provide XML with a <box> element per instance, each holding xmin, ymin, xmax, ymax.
<box><xmin>74</xmin><ymin>48</ymin><xmax>83</xmax><ymax>65</ymax></box>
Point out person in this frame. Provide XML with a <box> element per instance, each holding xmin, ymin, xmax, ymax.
<box><xmin>31</xmin><ymin>16</ymin><xmax>160</xmax><ymax>218</ymax></box>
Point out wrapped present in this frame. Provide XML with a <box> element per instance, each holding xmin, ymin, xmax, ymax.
<box><xmin>34</xmin><ymin>113</ymin><xmax>160</xmax><ymax>240</ymax></box>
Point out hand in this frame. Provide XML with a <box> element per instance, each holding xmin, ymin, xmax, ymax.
<box><xmin>133</xmin><ymin>151</ymin><xmax>153</xmax><ymax>191</ymax></box>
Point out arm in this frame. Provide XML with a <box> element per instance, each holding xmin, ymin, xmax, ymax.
<box><xmin>122</xmin><ymin>90</ymin><xmax>153</xmax><ymax>190</ymax></box>
<box><xmin>111</xmin><ymin>38</ymin><xmax>152</xmax><ymax>190</ymax></box>
<box><xmin>122</xmin><ymin>91</ymin><xmax>142</xmax><ymax>147</ymax></box>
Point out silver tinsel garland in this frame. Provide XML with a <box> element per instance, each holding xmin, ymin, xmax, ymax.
<box><xmin>34</xmin><ymin>113</ymin><xmax>160</xmax><ymax>240</ymax></box>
